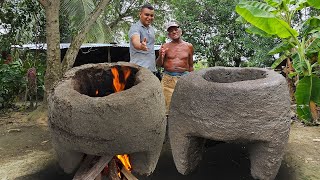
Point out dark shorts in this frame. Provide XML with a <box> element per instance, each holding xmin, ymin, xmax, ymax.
<box><xmin>163</xmin><ymin>71</ymin><xmax>189</xmax><ymax>76</ymax></box>
<box><xmin>153</xmin><ymin>71</ymin><xmax>162</xmax><ymax>81</ymax></box>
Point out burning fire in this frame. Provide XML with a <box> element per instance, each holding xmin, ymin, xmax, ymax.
<box><xmin>111</xmin><ymin>66</ymin><xmax>131</xmax><ymax>92</ymax></box>
<box><xmin>112</xmin><ymin>66</ymin><xmax>133</xmax><ymax>177</ymax></box>
<box><xmin>94</xmin><ymin>66</ymin><xmax>132</xmax><ymax>97</ymax></box>
<box><xmin>116</xmin><ymin>154</ymin><xmax>132</xmax><ymax>171</ymax></box>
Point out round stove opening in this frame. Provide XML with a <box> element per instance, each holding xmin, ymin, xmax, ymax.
<box><xmin>203</xmin><ymin>68</ymin><xmax>267</xmax><ymax>83</ymax></box>
<box><xmin>73</xmin><ymin>65</ymin><xmax>138</xmax><ymax>97</ymax></box>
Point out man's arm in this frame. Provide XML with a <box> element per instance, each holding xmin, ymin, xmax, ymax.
<box><xmin>131</xmin><ymin>35</ymin><xmax>148</xmax><ymax>51</ymax></box>
<box><xmin>188</xmin><ymin>43</ymin><xmax>194</xmax><ymax>72</ymax></box>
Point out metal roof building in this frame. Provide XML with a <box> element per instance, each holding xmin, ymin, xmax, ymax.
<box><xmin>12</xmin><ymin>43</ymin><xmax>161</xmax><ymax>67</ymax></box>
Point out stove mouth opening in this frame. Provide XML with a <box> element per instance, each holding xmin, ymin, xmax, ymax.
<box><xmin>203</xmin><ymin>68</ymin><xmax>266</xmax><ymax>83</ymax></box>
<box><xmin>73</xmin><ymin>65</ymin><xmax>138</xmax><ymax>97</ymax></box>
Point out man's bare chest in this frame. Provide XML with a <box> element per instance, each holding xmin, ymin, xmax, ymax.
<box><xmin>166</xmin><ymin>45</ymin><xmax>189</xmax><ymax>59</ymax></box>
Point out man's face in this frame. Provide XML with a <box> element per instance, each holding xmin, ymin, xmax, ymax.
<box><xmin>167</xmin><ymin>26</ymin><xmax>181</xmax><ymax>40</ymax></box>
<box><xmin>139</xmin><ymin>8</ymin><xmax>154</xmax><ymax>27</ymax></box>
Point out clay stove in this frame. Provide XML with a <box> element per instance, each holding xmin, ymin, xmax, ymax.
<box><xmin>168</xmin><ymin>67</ymin><xmax>291</xmax><ymax>180</ymax></box>
<box><xmin>48</xmin><ymin>62</ymin><xmax>166</xmax><ymax>176</ymax></box>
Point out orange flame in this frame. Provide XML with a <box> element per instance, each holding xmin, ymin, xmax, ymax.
<box><xmin>95</xmin><ymin>89</ymin><xmax>99</xmax><ymax>96</ymax></box>
<box><xmin>116</xmin><ymin>154</ymin><xmax>132</xmax><ymax>171</ymax></box>
<box><xmin>111</xmin><ymin>66</ymin><xmax>131</xmax><ymax>92</ymax></box>
<box><xmin>111</xmin><ymin>66</ymin><xmax>133</xmax><ymax>175</ymax></box>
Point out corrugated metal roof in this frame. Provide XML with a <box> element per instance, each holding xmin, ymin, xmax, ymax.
<box><xmin>12</xmin><ymin>43</ymin><xmax>161</xmax><ymax>50</ymax></box>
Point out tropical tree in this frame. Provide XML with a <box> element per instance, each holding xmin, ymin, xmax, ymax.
<box><xmin>168</xmin><ymin>0</ymin><xmax>276</xmax><ymax>67</ymax></box>
<box><xmin>37</xmin><ymin>0</ymin><xmax>111</xmax><ymax>103</ymax></box>
<box><xmin>0</xmin><ymin>0</ymin><xmax>46</xmax><ymax>108</ymax></box>
<box><xmin>0</xmin><ymin>0</ymin><xmax>45</xmax><ymax>51</ymax></box>
<box><xmin>236</xmin><ymin>0</ymin><xmax>320</xmax><ymax>124</ymax></box>
<box><xmin>60</xmin><ymin>0</ymin><xmax>169</xmax><ymax>43</ymax></box>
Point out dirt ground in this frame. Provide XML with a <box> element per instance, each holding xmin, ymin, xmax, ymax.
<box><xmin>0</xmin><ymin>107</ymin><xmax>319</xmax><ymax>180</ymax></box>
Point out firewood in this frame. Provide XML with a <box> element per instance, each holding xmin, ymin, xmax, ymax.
<box><xmin>94</xmin><ymin>173</ymin><xmax>102</xmax><ymax>180</ymax></box>
<box><xmin>108</xmin><ymin>158</ymin><xmax>121</xmax><ymax>180</ymax></box>
<box><xmin>121</xmin><ymin>167</ymin><xmax>138</xmax><ymax>180</ymax></box>
<box><xmin>73</xmin><ymin>155</ymin><xmax>112</xmax><ymax>180</ymax></box>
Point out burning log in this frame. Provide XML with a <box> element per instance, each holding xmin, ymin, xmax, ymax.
<box><xmin>121</xmin><ymin>167</ymin><xmax>138</xmax><ymax>180</ymax></box>
<box><xmin>73</xmin><ymin>155</ymin><xmax>112</xmax><ymax>180</ymax></box>
<box><xmin>108</xmin><ymin>155</ymin><xmax>138</xmax><ymax>180</ymax></box>
<box><xmin>108</xmin><ymin>158</ymin><xmax>121</xmax><ymax>180</ymax></box>
<box><xmin>72</xmin><ymin>155</ymin><xmax>138</xmax><ymax>180</ymax></box>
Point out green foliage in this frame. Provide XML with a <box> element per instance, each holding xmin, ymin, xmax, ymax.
<box><xmin>20</xmin><ymin>52</ymin><xmax>46</xmax><ymax>100</ymax></box>
<box><xmin>61</xmin><ymin>0</ymin><xmax>106</xmax><ymax>42</ymax></box>
<box><xmin>236</xmin><ymin>1</ymin><xmax>298</xmax><ymax>38</ymax></box>
<box><xmin>0</xmin><ymin>59</ymin><xmax>25</xmax><ymax>108</ymax></box>
<box><xmin>0</xmin><ymin>50</ymin><xmax>46</xmax><ymax>109</ymax></box>
<box><xmin>0</xmin><ymin>0</ymin><xmax>46</xmax><ymax>109</ymax></box>
<box><xmin>194</xmin><ymin>60</ymin><xmax>208</xmax><ymax>71</ymax></box>
<box><xmin>168</xmin><ymin>0</ymin><xmax>276</xmax><ymax>67</ymax></box>
<box><xmin>0</xmin><ymin>0</ymin><xmax>45</xmax><ymax>48</ymax></box>
<box><xmin>60</xmin><ymin>0</ymin><xmax>169</xmax><ymax>43</ymax></box>
<box><xmin>236</xmin><ymin>0</ymin><xmax>320</xmax><ymax>124</ymax></box>
<box><xmin>295</xmin><ymin>76</ymin><xmax>320</xmax><ymax>124</ymax></box>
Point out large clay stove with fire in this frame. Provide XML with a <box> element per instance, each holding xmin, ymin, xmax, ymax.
<box><xmin>168</xmin><ymin>67</ymin><xmax>291</xmax><ymax>180</ymax></box>
<box><xmin>48</xmin><ymin>62</ymin><xmax>166</xmax><ymax>177</ymax></box>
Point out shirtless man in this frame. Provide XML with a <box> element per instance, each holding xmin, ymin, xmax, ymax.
<box><xmin>156</xmin><ymin>21</ymin><xmax>194</xmax><ymax>114</ymax></box>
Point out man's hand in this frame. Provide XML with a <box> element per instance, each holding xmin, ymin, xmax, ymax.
<box><xmin>140</xmin><ymin>38</ymin><xmax>149</xmax><ymax>51</ymax></box>
<box><xmin>156</xmin><ymin>44</ymin><xmax>169</xmax><ymax>67</ymax></box>
<box><xmin>159</xmin><ymin>45</ymin><xmax>168</xmax><ymax>59</ymax></box>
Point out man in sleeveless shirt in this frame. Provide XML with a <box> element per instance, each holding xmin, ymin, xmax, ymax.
<box><xmin>156</xmin><ymin>22</ymin><xmax>194</xmax><ymax>115</ymax></box>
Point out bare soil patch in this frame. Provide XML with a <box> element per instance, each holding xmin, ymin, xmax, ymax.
<box><xmin>0</xmin><ymin>108</ymin><xmax>319</xmax><ymax>180</ymax></box>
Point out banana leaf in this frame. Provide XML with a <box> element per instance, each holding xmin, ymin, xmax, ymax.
<box><xmin>264</xmin><ymin>0</ymin><xmax>282</xmax><ymax>7</ymax></box>
<box><xmin>307</xmin><ymin>0</ymin><xmax>320</xmax><ymax>9</ymax></box>
<box><xmin>301</xmin><ymin>16</ymin><xmax>320</xmax><ymax>36</ymax></box>
<box><xmin>292</xmin><ymin>52</ymin><xmax>308</xmax><ymax>75</ymax></box>
<box><xmin>246</xmin><ymin>25</ymin><xmax>273</xmax><ymax>37</ymax></box>
<box><xmin>236</xmin><ymin>1</ymin><xmax>298</xmax><ymax>38</ymax></box>
<box><xmin>268</xmin><ymin>41</ymin><xmax>294</xmax><ymax>55</ymax></box>
<box><xmin>295</xmin><ymin>75</ymin><xmax>320</xmax><ymax>123</ymax></box>
<box><xmin>271</xmin><ymin>54</ymin><xmax>289</xmax><ymax>69</ymax></box>
<box><xmin>306</xmin><ymin>37</ymin><xmax>320</xmax><ymax>55</ymax></box>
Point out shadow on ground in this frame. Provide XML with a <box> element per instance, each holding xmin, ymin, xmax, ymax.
<box><xmin>136</xmin><ymin>142</ymin><xmax>296</xmax><ymax>180</ymax></box>
<box><xmin>14</xmin><ymin>143</ymin><xmax>296</xmax><ymax>180</ymax></box>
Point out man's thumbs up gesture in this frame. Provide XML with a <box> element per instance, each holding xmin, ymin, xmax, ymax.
<box><xmin>159</xmin><ymin>45</ymin><xmax>168</xmax><ymax>60</ymax></box>
<box><xmin>140</xmin><ymin>37</ymin><xmax>149</xmax><ymax>51</ymax></box>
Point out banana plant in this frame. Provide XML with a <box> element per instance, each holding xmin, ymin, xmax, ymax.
<box><xmin>236</xmin><ymin>0</ymin><xmax>320</xmax><ymax>125</ymax></box>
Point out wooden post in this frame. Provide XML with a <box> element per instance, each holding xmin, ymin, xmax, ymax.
<box><xmin>73</xmin><ymin>155</ymin><xmax>112</xmax><ymax>180</ymax></box>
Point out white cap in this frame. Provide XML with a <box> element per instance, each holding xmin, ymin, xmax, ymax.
<box><xmin>166</xmin><ymin>22</ymin><xmax>179</xmax><ymax>31</ymax></box>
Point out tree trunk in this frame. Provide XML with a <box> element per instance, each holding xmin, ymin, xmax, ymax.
<box><xmin>39</xmin><ymin>0</ymin><xmax>111</xmax><ymax>105</ymax></box>
<box><xmin>39</xmin><ymin>0</ymin><xmax>62</xmax><ymax>104</ymax></box>
<box><xmin>284</xmin><ymin>58</ymin><xmax>296</xmax><ymax>103</ymax></box>
<box><xmin>233</xmin><ymin>56</ymin><xmax>241</xmax><ymax>67</ymax></box>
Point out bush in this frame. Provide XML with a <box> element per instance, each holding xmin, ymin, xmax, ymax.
<box><xmin>0</xmin><ymin>59</ymin><xmax>25</xmax><ymax>108</ymax></box>
<box><xmin>0</xmin><ymin>52</ymin><xmax>46</xmax><ymax>109</ymax></box>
